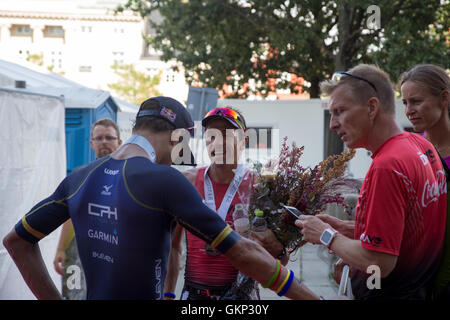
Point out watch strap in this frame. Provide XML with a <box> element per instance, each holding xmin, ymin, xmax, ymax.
<box><xmin>320</xmin><ymin>228</ymin><xmax>338</xmax><ymax>248</ymax></box>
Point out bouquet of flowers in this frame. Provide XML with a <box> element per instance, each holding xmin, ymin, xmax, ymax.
<box><xmin>244</xmin><ymin>137</ymin><xmax>357</xmax><ymax>251</ymax></box>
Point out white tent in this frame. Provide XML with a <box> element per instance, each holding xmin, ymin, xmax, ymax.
<box><xmin>112</xmin><ymin>97</ymin><xmax>140</xmax><ymax>142</ymax></box>
<box><xmin>0</xmin><ymin>88</ymin><xmax>66</xmax><ymax>299</ymax></box>
<box><xmin>0</xmin><ymin>59</ymin><xmax>112</xmax><ymax>109</ymax></box>
<box><xmin>0</xmin><ymin>59</ymin><xmax>140</xmax><ymax>146</ymax></box>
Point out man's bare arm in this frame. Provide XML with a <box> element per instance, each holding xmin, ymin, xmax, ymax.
<box><xmin>317</xmin><ymin>214</ymin><xmax>355</xmax><ymax>239</ymax></box>
<box><xmin>225</xmin><ymin>237</ymin><xmax>320</xmax><ymax>300</ymax></box>
<box><xmin>250</xmin><ymin>230</ymin><xmax>290</xmax><ymax>265</ymax></box>
<box><xmin>53</xmin><ymin>219</ymin><xmax>74</xmax><ymax>275</ymax></box>
<box><xmin>297</xmin><ymin>216</ymin><xmax>397</xmax><ymax>278</ymax></box>
<box><xmin>163</xmin><ymin>224</ymin><xmax>184</xmax><ymax>299</ymax></box>
<box><xmin>3</xmin><ymin>230</ymin><xmax>62</xmax><ymax>300</ymax></box>
<box><xmin>330</xmin><ymin>234</ymin><xmax>397</xmax><ymax>278</ymax></box>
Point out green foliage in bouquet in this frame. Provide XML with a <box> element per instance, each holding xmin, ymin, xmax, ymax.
<box><xmin>249</xmin><ymin>137</ymin><xmax>356</xmax><ymax>251</ymax></box>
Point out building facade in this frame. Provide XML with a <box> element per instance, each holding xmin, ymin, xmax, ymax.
<box><xmin>0</xmin><ymin>0</ymin><xmax>189</xmax><ymax>104</ymax></box>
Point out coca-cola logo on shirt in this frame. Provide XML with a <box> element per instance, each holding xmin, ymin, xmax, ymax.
<box><xmin>422</xmin><ymin>170</ymin><xmax>447</xmax><ymax>208</ymax></box>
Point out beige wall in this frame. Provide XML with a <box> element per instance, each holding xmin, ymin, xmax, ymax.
<box><xmin>218</xmin><ymin>98</ymin><xmax>411</xmax><ymax>179</ymax></box>
<box><xmin>0</xmin><ymin>0</ymin><xmax>189</xmax><ymax>103</ymax></box>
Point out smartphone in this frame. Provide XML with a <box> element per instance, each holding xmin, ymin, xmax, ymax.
<box><xmin>282</xmin><ymin>205</ymin><xmax>303</xmax><ymax>219</ymax></box>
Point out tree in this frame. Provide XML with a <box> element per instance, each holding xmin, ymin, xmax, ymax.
<box><xmin>369</xmin><ymin>2</ymin><xmax>449</xmax><ymax>91</ymax></box>
<box><xmin>118</xmin><ymin>0</ymin><xmax>449</xmax><ymax>98</ymax></box>
<box><xmin>108</xmin><ymin>63</ymin><xmax>162</xmax><ymax>105</ymax></box>
<box><xmin>26</xmin><ymin>52</ymin><xmax>44</xmax><ymax>66</ymax></box>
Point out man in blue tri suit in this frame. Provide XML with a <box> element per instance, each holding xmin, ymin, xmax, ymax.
<box><xmin>3</xmin><ymin>96</ymin><xmax>320</xmax><ymax>300</ymax></box>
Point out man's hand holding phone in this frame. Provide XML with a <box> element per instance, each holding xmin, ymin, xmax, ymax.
<box><xmin>282</xmin><ymin>205</ymin><xmax>303</xmax><ymax>219</ymax></box>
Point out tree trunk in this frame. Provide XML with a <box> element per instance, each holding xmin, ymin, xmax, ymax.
<box><xmin>335</xmin><ymin>3</ymin><xmax>353</xmax><ymax>72</ymax></box>
<box><xmin>309</xmin><ymin>77</ymin><xmax>320</xmax><ymax>98</ymax></box>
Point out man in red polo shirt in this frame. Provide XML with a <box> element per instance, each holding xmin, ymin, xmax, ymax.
<box><xmin>295</xmin><ymin>64</ymin><xmax>447</xmax><ymax>299</ymax></box>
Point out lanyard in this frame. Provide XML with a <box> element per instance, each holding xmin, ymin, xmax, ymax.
<box><xmin>123</xmin><ymin>135</ymin><xmax>157</xmax><ymax>163</ymax></box>
<box><xmin>203</xmin><ymin>164</ymin><xmax>245</xmax><ymax>221</ymax></box>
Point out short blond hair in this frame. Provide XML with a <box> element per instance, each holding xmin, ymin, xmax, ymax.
<box><xmin>321</xmin><ymin>64</ymin><xmax>396</xmax><ymax>114</ymax></box>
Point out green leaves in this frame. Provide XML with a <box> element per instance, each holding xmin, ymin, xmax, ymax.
<box><xmin>107</xmin><ymin>63</ymin><xmax>162</xmax><ymax>105</ymax></box>
<box><xmin>119</xmin><ymin>0</ymin><xmax>449</xmax><ymax>98</ymax></box>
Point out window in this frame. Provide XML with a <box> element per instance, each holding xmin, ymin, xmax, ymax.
<box><xmin>112</xmin><ymin>51</ymin><xmax>124</xmax><ymax>65</ymax></box>
<box><xmin>49</xmin><ymin>51</ymin><xmax>63</xmax><ymax>69</ymax></box>
<box><xmin>81</xmin><ymin>26</ymin><xmax>93</xmax><ymax>33</ymax></box>
<box><xmin>44</xmin><ymin>26</ymin><xmax>64</xmax><ymax>38</ymax></box>
<box><xmin>18</xmin><ymin>49</ymin><xmax>30</xmax><ymax>60</ymax></box>
<box><xmin>79</xmin><ymin>66</ymin><xmax>92</xmax><ymax>72</ymax></box>
<box><xmin>11</xmin><ymin>24</ymin><xmax>32</xmax><ymax>37</ymax></box>
<box><xmin>146</xmin><ymin>68</ymin><xmax>160</xmax><ymax>78</ymax></box>
<box><xmin>164</xmin><ymin>70</ymin><xmax>177</xmax><ymax>83</ymax></box>
<box><xmin>166</xmin><ymin>74</ymin><xmax>175</xmax><ymax>82</ymax></box>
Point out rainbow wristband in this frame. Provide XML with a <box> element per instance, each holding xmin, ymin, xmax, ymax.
<box><xmin>275</xmin><ymin>269</ymin><xmax>291</xmax><ymax>294</ymax></box>
<box><xmin>277</xmin><ymin>270</ymin><xmax>295</xmax><ymax>297</ymax></box>
<box><xmin>164</xmin><ymin>292</ymin><xmax>176</xmax><ymax>299</ymax></box>
<box><xmin>269</xmin><ymin>265</ymin><xmax>284</xmax><ymax>290</ymax></box>
<box><xmin>262</xmin><ymin>260</ymin><xmax>281</xmax><ymax>288</ymax></box>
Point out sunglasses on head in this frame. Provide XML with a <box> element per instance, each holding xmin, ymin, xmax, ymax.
<box><xmin>204</xmin><ymin>107</ymin><xmax>246</xmax><ymax>130</ymax></box>
<box><xmin>332</xmin><ymin>71</ymin><xmax>378</xmax><ymax>93</ymax></box>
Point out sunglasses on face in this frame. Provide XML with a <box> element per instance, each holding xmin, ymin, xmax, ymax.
<box><xmin>332</xmin><ymin>72</ymin><xmax>378</xmax><ymax>93</ymax></box>
<box><xmin>204</xmin><ymin>108</ymin><xmax>246</xmax><ymax>131</ymax></box>
<box><xmin>92</xmin><ymin>136</ymin><xmax>118</xmax><ymax>142</ymax></box>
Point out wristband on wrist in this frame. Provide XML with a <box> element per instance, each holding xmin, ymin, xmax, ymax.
<box><xmin>164</xmin><ymin>292</ymin><xmax>176</xmax><ymax>299</ymax></box>
<box><xmin>276</xmin><ymin>269</ymin><xmax>295</xmax><ymax>297</ymax></box>
<box><xmin>275</xmin><ymin>269</ymin><xmax>291</xmax><ymax>294</ymax></box>
<box><xmin>269</xmin><ymin>265</ymin><xmax>284</xmax><ymax>290</ymax></box>
<box><xmin>262</xmin><ymin>260</ymin><xmax>281</xmax><ymax>288</ymax></box>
